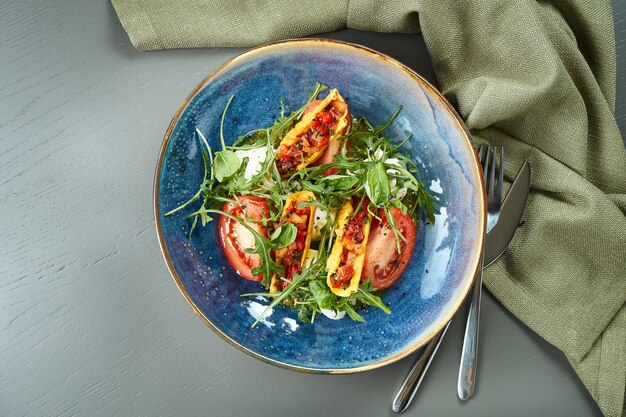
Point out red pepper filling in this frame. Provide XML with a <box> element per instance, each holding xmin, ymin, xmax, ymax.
<box><xmin>330</xmin><ymin>264</ymin><xmax>354</xmax><ymax>288</ymax></box>
<box><xmin>276</xmin><ymin>106</ymin><xmax>341</xmax><ymax>176</ymax></box>
<box><xmin>343</xmin><ymin>209</ymin><xmax>368</xmax><ymax>244</ymax></box>
<box><xmin>274</xmin><ymin>203</ymin><xmax>311</xmax><ymax>290</ymax></box>
<box><xmin>330</xmin><ymin>200</ymin><xmax>369</xmax><ymax>289</ymax></box>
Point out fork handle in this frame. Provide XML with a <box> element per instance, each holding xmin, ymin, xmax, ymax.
<box><xmin>457</xmin><ymin>253</ymin><xmax>484</xmax><ymax>400</ymax></box>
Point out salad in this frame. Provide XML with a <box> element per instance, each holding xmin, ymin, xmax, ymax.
<box><xmin>166</xmin><ymin>83</ymin><xmax>438</xmax><ymax>325</ymax></box>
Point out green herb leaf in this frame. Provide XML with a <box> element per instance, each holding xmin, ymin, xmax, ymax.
<box><xmin>323</xmin><ymin>175</ymin><xmax>359</xmax><ymax>191</ymax></box>
<box><xmin>373</xmin><ymin>105</ymin><xmax>402</xmax><ymax>135</ymax></box>
<box><xmin>270</xmin><ymin>222</ymin><xmax>297</xmax><ymax>248</ymax></box>
<box><xmin>365</xmin><ymin>162</ymin><xmax>391</xmax><ymax>206</ymax></box>
<box><xmin>213</xmin><ymin>150</ymin><xmax>241</xmax><ymax>182</ymax></box>
<box><xmin>220</xmin><ymin>96</ymin><xmax>235</xmax><ymax>150</ymax></box>
<box><xmin>297</xmin><ymin>305</ymin><xmax>313</xmax><ymax>323</ymax></box>
<box><xmin>250</xmin><ymin>269</ymin><xmax>311</xmax><ymax>327</ymax></box>
<box><xmin>357</xmin><ymin>280</ymin><xmax>391</xmax><ymax>314</ymax></box>
<box><xmin>342</xmin><ymin>304</ymin><xmax>365</xmax><ymax>322</ymax></box>
<box><xmin>309</xmin><ymin>280</ymin><xmax>335</xmax><ymax>310</ymax></box>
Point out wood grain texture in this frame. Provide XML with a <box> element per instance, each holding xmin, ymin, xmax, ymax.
<box><xmin>0</xmin><ymin>0</ymin><xmax>622</xmax><ymax>416</ymax></box>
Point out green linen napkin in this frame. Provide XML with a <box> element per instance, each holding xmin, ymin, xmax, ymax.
<box><xmin>112</xmin><ymin>1</ymin><xmax>626</xmax><ymax>416</ymax></box>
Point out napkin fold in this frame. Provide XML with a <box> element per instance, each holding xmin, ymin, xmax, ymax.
<box><xmin>112</xmin><ymin>1</ymin><xmax>626</xmax><ymax>415</ymax></box>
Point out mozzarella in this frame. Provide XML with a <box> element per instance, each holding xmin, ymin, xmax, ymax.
<box><xmin>320</xmin><ymin>308</ymin><xmax>346</xmax><ymax>320</ymax></box>
<box><xmin>305</xmin><ymin>249</ymin><xmax>319</xmax><ymax>268</ymax></box>
<box><xmin>311</xmin><ymin>207</ymin><xmax>338</xmax><ymax>240</ymax></box>
<box><xmin>234</xmin><ymin>146</ymin><xmax>268</xmax><ymax>181</ymax></box>
<box><xmin>311</xmin><ymin>208</ymin><xmax>328</xmax><ymax>240</ymax></box>
<box><xmin>396</xmin><ymin>187</ymin><xmax>408</xmax><ymax>200</ymax></box>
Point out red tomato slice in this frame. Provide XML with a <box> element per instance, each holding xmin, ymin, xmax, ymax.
<box><xmin>303</xmin><ymin>99</ymin><xmax>323</xmax><ymax>115</ymax></box>
<box><xmin>313</xmin><ymin>134</ymin><xmax>346</xmax><ymax>175</ymax></box>
<box><xmin>362</xmin><ymin>208</ymin><xmax>416</xmax><ymax>290</ymax></box>
<box><xmin>218</xmin><ymin>196</ymin><xmax>270</xmax><ymax>281</ymax></box>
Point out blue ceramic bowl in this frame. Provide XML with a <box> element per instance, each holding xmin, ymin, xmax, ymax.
<box><xmin>155</xmin><ymin>39</ymin><xmax>485</xmax><ymax>373</ymax></box>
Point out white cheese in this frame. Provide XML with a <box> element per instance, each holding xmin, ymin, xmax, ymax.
<box><xmin>311</xmin><ymin>208</ymin><xmax>328</xmax><ymax>240</ymax></box>
<box><xmin>382</xmin><ymin>157</ymin><xmax>408</xmax><ymax>200</ymax></box>
<box><xmin>396</xmin><ymin>187</ymin><xmax>408</xmax><ymax>200</ymax></box>
<box><xmin>260</xmin><ymin>175</ymin><xmax>275</xmax><ymax>190</ymax></box>
<box><xmin>385</xmin><ymin>156</ymin><xmax>400</xmax><ymax>167</ymax></box>
<box><xmin>385</xmin><ymin>157</ymin><xmax>401</xmax><ymax>166</ymax></box>
<box><xmin>304</xmin><ymin>249</ymin><xmax>319</xmax><ymax>268</ymax></box>
<box><xmin>311</xmin><ymin>208</ymin><xmax>337</xmax><ymax>240</ymax></box>
<box><xmin>234</xmin><ymin>146</ymin><xmax>268</xmax><ymax>181</ymax></box>
<box><xmin>320</xmin><ymin>308</ymin><xmax>346</xmax><ymax>320</ymax></box>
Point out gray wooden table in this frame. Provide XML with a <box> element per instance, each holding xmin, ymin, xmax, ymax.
<box><xmin>1</xmin><ymin>1</ymin><xmax>624</xmax><ymax>416</ymax></box>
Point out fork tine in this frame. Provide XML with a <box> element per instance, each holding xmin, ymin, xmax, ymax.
<box><xmin>478</xmin><ymin>144</ymin><xmax>485</xmax><ymax>162</ymax></box>
<box><xmin>489</xmin><ymin>146</ymin><xmax>497</xmax><ymax>196</ymax></box>
<box><xmin>497</xmin><ymin>147</ymin><xmax>504</xmax><ymax>201</ymax></box>
<box><xmin>483</xmin><ymin>147</ymin><xmax>491</xmax><ymax>188</ymax></box>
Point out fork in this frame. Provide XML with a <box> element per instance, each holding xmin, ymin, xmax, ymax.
<box><xmin>457</xmin><ymin>145</ymin><xmax>504</xmax><ymax>400</ymax></box>
<box><xmin>391</xmin><ymin>146</ymin><xmax>503</xmax><ymax>413</ymax></box>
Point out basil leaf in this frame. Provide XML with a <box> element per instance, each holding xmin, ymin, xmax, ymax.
<box><xmin>388</xmin><ymin>199</ymin><xmax>408</xmax><ymax>213</ymax></box>
<box><xmin>213</xmin><ymin>150</ymin><xmax>241</xmax><ymax>182</ymax></box>
<box><xmin>309</xmin><ymin>280</ymin><xmax>334</xmax><ymax>310</ymax></box>
<box><xmin>365</xmin><ymin>162</ymin><xmax>390</xmax><ymax>206</ymax></box>
<box><xmin>270</xmin><ymin>223</ymin><xmax>297</xmax><ymax>248</ymax></box>
<box><xmin>324</xmin><ymin>175</ymin><xmax>359</xmax><ymax>191</ymax></box>
<box><xmin>269</xmin><ymin>225</ymin><xmax>282</xmax><ymax>241</ymax></box>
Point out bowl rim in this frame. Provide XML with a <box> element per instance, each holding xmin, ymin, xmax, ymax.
<box><xmin>153</xmin><ymin>38</ymin><xmax>486</xmax><ymax>374</ymax></box>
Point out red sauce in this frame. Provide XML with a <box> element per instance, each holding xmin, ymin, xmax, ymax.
<box><xmin>329</xmin><ymin>200</ymin><xmax>370</xmax><ymax>289</ymax></box>
<box><xmin>330</xmin><ymin>264</ymin><xmax>354</xmax><ymax>288</ymax></box>
<box><xmin>275</xmin><ymin>203</ymin><xmax>311</xmax><ymax>289</ymax></box>
<box><xmin>343</xmin><ymin>209</ymin><xmax>368</xmax><ymax>243</ymax></box>
<box><xmin>276</xmin><ymin>107</ymin><xmax>340</xmax><ymax>176</ymax></box>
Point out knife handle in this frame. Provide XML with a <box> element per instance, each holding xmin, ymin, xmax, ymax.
<box><xmin>392</xmin><ymin>321</ymin><xmax>451</xmax><ymax>413</ymax></box>
<box><xmin>457</xmin><ymin>253</ymin><xmax>484</xmax><ymax>400</ymax></box>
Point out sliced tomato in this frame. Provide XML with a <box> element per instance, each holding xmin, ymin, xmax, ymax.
<box><xmin>362</xmin><ymin>208</ymin><xmax>416</xmax><ymax>290</ymax></box>
<box><xmin>303</xmin><ymin>99</ymin><xmax>323</xmax><ymax>115</ymax></box>
<box><xmin>218</xmin><ymin>196</ymin><xmax>270</xmax><ymax>281</ymax></box>
<box><xmin>308</xmin><ymin>99</ymin><xmax>351</xmax><ymax>175</ymax></box>
<box><xmin>313</xmin><ymin>134</ymin><xmax>346</xmax><ymax>175</ymax></box>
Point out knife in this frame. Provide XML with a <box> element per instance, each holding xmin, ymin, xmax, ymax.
<box><xmin>484</xmin><ymin>159</ymin><xmax>531</xmax><ymax>266</ymax></box>
<box><xmin>391</xmin><ymin>159</ymin><xmax>531</xmax><ymax>414</ymax></box>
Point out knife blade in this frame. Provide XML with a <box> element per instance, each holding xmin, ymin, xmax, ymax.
<box><xmin>484</xmin><ymin>159</ymin><xmax>531</xmax><ymax>266</ymax></box>
<box><xmin>391</xmin><ymin>159</ymin><xmax>531</xmax><ymax>414</ymax></box>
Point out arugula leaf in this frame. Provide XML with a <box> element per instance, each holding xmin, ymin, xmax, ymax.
<box><xmin>342</xmin><ymin>304</ymin><xmax>365</xmax><ymax>322</ymax></box>
<box><xmin>219</xmin><ymin>96</ymin><xmax>234</xmax><ymax>150</ymax></box>
<box><xmin>357</xmin><ymin>280</ymin><xmax>391</xmax><ymax>314</ymax></box>
<box><xmin>297</xmin><ymin>305</ymin><xmax>313</xmax><ymax>324</ymax></box>
<box><xmin>250</xmin><ymin>268</ymin><xmax>311</xmax><ymax>327</ymax></box>
<box><xmin>373</xmin><ymin>105</ymin><xmax>402</xmax><ymax>135</ymax></box>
